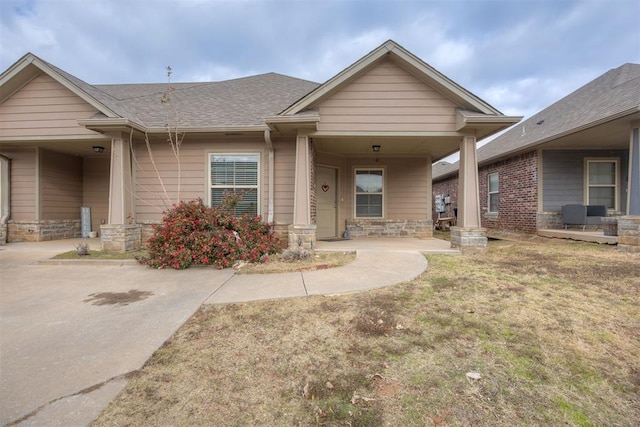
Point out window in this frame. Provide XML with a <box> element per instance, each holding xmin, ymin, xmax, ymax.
<box><xmin>488</xmin><ymin>172</ymin><xmax>499</xmax><ymax>213</ymax></box>
<box><xmin>586</xmin><ymin>159</ymin><xmax>618</xmax><ymax>210</ymax></box>
<box><xmin>209</xmin><ymin>153</ymin><xmax>259</xmax><ymax>215</ymax></box>
<box><xmin>355</xmin><ymin>169</ymin><xmax>383</xmax><ymax>218</ymax></box>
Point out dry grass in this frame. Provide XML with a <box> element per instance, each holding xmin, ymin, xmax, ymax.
<box><xmin>93</xmin><ymin>238</ymin><xmax>639</xmax><ymax>426</ymax></box>
<box><xmin>236</xmin><ymin>251</ymin><xmax>356</xmax><ymax>274</ymax></box>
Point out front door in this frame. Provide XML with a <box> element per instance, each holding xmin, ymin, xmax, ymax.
<box><xmin>316</xmin><ymin>166</ymin><xmax>338</xmax><ymax>239</ymax></box>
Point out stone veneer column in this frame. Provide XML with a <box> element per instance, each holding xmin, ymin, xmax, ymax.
<box><xmin>451</xmin><ymin>135</ymin><xmax>487</xmax><ymax>251</ymax></box>
<box><xmin>101</xmin><ymin>134</ymin><xmax>141</xmax><ymax>252</ymax></box>
<box><xmin>288</xmin><ymin>135</ymin><xmax>316</xmax><ymax>250</ymax></box>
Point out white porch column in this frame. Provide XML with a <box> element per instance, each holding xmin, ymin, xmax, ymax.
<box><xmin>102</xmin><ymin>134</ymin><xmax>140</xmax><ymax>251</ymax></box>
<box><xmin>452</xmin><ymin>135</ymin><xmax>487</xmax><ymax>251</ymax></box>
<box><xmin>289</xmin><ymin>134</ymin><xmax>316</xmax><ymax>249</ymax></box>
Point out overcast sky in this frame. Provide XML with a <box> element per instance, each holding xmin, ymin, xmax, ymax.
<box><xmin>1</xmin><ymin>0</ymin><xmax>638</xmax><ymax>122</ymax></box>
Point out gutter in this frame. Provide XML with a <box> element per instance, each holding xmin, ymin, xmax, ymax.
<box><xmin>264</xmin><ymin>130</ymin><xmax>275</xmax><ymax>223</ymax></box>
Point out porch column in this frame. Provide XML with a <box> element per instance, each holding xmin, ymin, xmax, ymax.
<box><xmin>451</xmin><ymin>135</ymin><xmax>487</xmax><ymax>251</ymax></box>
<box><xmin>101</xmin><ymin>134</ymin><xmax>141</xmax><ymax>252</ymax></box>
<box><xmin>627</xmin><ymin>121</ymin><xmax>640</xmax><ymax>215</ymax></box>
<box><xmin>618</xmin><ymin>120</ymin><xmax>640</xmax><ymax>253</ymax></box>
<box><xmin>288</xmin><ymin>134</ymin><xmax>316</xmax><ymax>249</ymax></box>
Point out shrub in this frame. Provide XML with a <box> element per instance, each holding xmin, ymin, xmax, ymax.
<box><xmin>139</xmin><ymin>198</ymin><xmax>279</xmax><ymax>269</ymax></box>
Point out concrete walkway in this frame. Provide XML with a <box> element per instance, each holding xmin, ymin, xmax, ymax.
<box><xmin>0</xmin><ymin>237</ymin><xmax>456</xmax><ymax>426</ymax></box>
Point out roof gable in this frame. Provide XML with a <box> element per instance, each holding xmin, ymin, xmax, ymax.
<box><xmin>0</xmin><ymin>53</ymin><xmax>126</xmax><ymax>120</ymax></box>
<box><xmin>281</xmin><ymin>40</ymin><xmax>503</xmax><ymax>116</ymax></box>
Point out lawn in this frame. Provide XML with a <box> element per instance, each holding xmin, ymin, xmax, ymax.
<box><xmin>92</xmin><ymin>238</ymin><xmax>639</xmax><ymax>426</ymax></box>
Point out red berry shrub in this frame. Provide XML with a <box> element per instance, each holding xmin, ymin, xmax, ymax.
<box><xmin>139</xmin><ymin>198</ymin><xmax>279</xmax><ymax>269</ymax></box>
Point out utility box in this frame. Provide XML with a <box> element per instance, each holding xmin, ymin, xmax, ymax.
<box><xmin>81</xmin><ymin>207</ymin><xmax>91</xmax><ymax>238</ymax></box>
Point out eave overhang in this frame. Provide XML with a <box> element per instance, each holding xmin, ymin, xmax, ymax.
<box><xmin>456</xmin><ymin>109</ymin><xmax>523</xmax><ymax>140</ymax></box>
<box><xmin>265</xmin><ymin>114</ymin><xmax>320</xmax><ymax>133</ymax></box>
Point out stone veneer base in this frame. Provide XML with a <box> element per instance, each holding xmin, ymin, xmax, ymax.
<box><xmin>346</xmin><ymin>219</ymin><xmax>433</xmax><ymax>238</ymax></box>
<box><xmin>617</xmin><ymin>216</ymin><xmax>640</xmax><ymax>253</ymax></box>
<box><xmin>7</xmin><ymin>220</ymin><xmax>81</xmax><ymax>242</ymax></box>
<box><xmin>288</xmin><ymin>224</ymin><xmax>316</xmax><ymax>250</ymax></box>
<box><xmin>451</xmin><ymin>226</ymin><xmax>487</xmax><ymax>252</ymax></box>
<box><xmin>100</xmin><ymin>224</ymin><xmax>142</xmax><ymax>252</ymax></box>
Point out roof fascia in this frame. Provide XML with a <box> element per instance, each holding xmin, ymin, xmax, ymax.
<box><xmin>0</xmin><ymin>53</ymin><xmax>119</xmax><ymax>118</ymax></box>
<box><xmin>456</xmin><ymin>110</ymin><xmax>523</xmax><ymax>131</ymax></box>
<box><xmin>77</xmin><ymin>118</ymin><xmax>146</xmax><ymax>134</ymax></box>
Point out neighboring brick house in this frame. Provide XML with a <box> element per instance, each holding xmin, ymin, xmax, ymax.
<box><xmin>0</xmin><ymin>40</ymin><xmax>521</xmax><ymax>251</ymax></box>
<box><xmin>433</xmin><ymin>63</ymin><xmax>640</xmax><ymax>249</ymax></box>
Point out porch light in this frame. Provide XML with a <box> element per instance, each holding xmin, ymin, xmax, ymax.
<box><xmin>92</xmin><ymin>146</ymin><xmax>105</xmax><ymax>153</ymax></box>
<box><xmin>372</xmin><ymin>145</ymin><xmax>381</xmax><ymax>153</ymax></box>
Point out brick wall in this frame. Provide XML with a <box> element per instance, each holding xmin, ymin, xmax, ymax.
<box><xmin>479</xmin><ymin>151</ymin><xmax>538</xmax><ymax>233</ymax></box>
<box><xmin>433</xmin><ymin>150</ymin><xmax>538</xmax><ymax>234</ymax></box>
<box><xmin>432</xmin><ymin>174</ymin><xmax>458</xmax><ymax>220</ymax></box>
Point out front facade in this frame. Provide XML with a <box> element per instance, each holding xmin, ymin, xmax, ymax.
<box><xmin>433</xmin><ymin>63</ymin><xmax>640</xmax><ymax>251</ymax></box>
<box><xmin>0</xmin><ymin>41</ymin><xmax>520</xmax><ymax>251</ymax></box>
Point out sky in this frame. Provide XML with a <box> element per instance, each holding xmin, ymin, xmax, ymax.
<box><xmin>1</xmin><ymin>0</ymin><xmax>639</xmax><ymax>126</ymax></box>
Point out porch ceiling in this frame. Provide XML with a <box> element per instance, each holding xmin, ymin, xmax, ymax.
<box><xmin>0</xmin><ymin>139</ymin><xmax>111</xmax><ymax>158</ymax></box>
<box><xmin>539</xmin><ymin>112</ymin><xmax>639</xmax><ymax>150</ymax></box>
<box><xmin>312</xmin><ymin>135</ymin><xmax>461</xmax><ymax>160</ymax></box>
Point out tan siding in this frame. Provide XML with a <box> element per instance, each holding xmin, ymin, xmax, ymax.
<box><xmin>83</xmin><ymin>157</ymin><xmax>110</xmax><ymax>230</ymax></box>
<box><xmin>0</xmin><ymin>74</ymin><xmax>99</xmax><ymax>138</ymax></box>
<box><xmin>272</xmin><ymin>138</ymin><xmax>296</xmax><ymax>223</ymax></box>
<box><xmin>317</xmin><ymin>59</ymin><xmax>458</xmax><ymax>133</ymax></box>
<box><xmin>342</xmin><ymin>157</ymin><xmax>429</xmax><ymax>221</ymax></box>
<box><xmin>134</xmin><ymin>136</ymin><xmax>269</xmax><ymax>222</ymax></box>
<box><xmin>0</xmin><ymin>148</ymin><xmax>37</xmax><ymax>220</ymax></box>
<box><xmin>41</xmin><ymin>150</ymin><xmax>83</xmax><ymax>220</ymax></box>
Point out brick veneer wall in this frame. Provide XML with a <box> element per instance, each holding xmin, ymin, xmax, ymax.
<box><xmin>433</xmin><ymin>150</ymin><xmax>538</xmax><ymax>234</ymax></box>
<box><xmin>431</xmin><ymin>174</ymin><xmax>459</xmax><ymax>220</ymax></box>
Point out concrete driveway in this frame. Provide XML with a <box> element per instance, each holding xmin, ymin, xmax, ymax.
<box><xmin>0</xmin><ymin>237</ymin><xmax>455</xmax><ymax>426</ymax></box>
<box><xmin>0</xmin><ymin>240</ymin><xmax>234</xmax><ymax>426</ymax></box>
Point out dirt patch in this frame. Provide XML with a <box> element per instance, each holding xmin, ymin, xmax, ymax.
<box><xmin>84</xmin><ymin>290</ymin><xmax>154</xmax><ymax>306</ymax></box>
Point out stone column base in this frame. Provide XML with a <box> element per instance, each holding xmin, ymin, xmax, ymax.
<box><xmin>287</xmin><ymin>224</ymin><xmax>316</xmax><ymax>250</ymax></box>
<box><xmin>100</xmin><ymin>224</ymin><xmax>142</xmax><ymax>252</ymax></box>
<box><xmin>617</xmin><ymin>216</ymin><xmax>640</xmax><ymax>253</ymax></box>
<box><xmin>451</xmin><ymin>226</ymin><xmax>487</xmax><ymax>252</ymax></box>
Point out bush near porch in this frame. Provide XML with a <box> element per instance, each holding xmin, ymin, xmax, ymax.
<box><xmin>139</xmin><ymin>198</ymin><xmax>279</xmax><ymax>269</ymax></box>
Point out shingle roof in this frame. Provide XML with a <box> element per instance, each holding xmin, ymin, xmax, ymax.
<box><xmin>433</xmin><ymin>63</ymin><xmax>640</xmax><ymax>180</ymax></box>
<box><xmin>96</xmin><ymin>73</ymin><xmax>320</xmax><ymax>128</ymax></box>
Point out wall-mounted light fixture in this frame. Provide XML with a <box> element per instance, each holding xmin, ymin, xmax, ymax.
<box><xmin>372</xmin><ymin>145</ymin><xmax>381</xmax><ymax>153</ymax></box>
<box><xmin>92</xmin><ymin>146</ymin><xmax>105</xmax><ymax>154</ymax></box>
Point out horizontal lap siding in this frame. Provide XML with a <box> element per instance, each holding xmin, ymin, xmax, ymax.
<box><xmin>343</xmin><ymin>157</ymin><xmax>429</xmax><ymax>220</ymax></box>
<box><xmin>273</xmin><ymin>139</ymin><xmax>295</xmax><ymax>224</ymax></box>
<box><xmin>134</xmin><ymin>137</ymin><xmax>270</xmax><ymax>222</ymax></box>
<box><xmin>41</xmin><ymin>150</ymin><xmax>83</xmax><ymax>220</ymax></box>
<box><xmin>387</xmin><ymin>159</ymin><xmax>429</xmax><ymax>219</ymax></box>
<box><xmin>1</xmin><ymin>149</ymin><xmax>36</xmax><ymax>220</ymax></box>
<box><xmin>83</xmin><ymin>157</ymin><xmax>110</xmax><ymax>228</ymax></box>
<box><xmin>0</xmin><ymin>74</ymin><xmax>99</xmax><ymax>138</ymax></box>
<box><xmin>317</xmin><ymin>60</ymin><xmax>457</xmax><ymax>133</ymax></box>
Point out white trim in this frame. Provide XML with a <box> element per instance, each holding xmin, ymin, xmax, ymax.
<box><xmin>353</xmin><ymin>167</ymin><xmax>385</xmax><ymax>219</ymax></box>
<box><xmin>584</xmin><ymin>157</ymin><xmax>620</xmax><ymax>211</ymax></box>
<box><xmin>207</xmin><ymin>152</ymin><xmax>261</xmax><ymax>216</ymax></box>
<box><xmin>487</xmin><ymin>172</ymin><xmax>499</xmax><ymax>213</ymax></box>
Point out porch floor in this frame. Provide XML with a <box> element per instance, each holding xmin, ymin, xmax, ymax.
<box><xmin>315</xmin><ymin>237</ymin><xmax>460</xmax><ymax>254</ymax></box>
<box><xmin>538</xmin><ymin>229</ymin><xmax>618</xmax><ymax>245</ymax></box>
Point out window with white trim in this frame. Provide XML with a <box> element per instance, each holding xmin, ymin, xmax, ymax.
<box><xmin>586</xmin><ymin>159</ymin><xmax>618</xmax><ymax>210</ymax></box>
<box><xmin>488</xmin><ymin>172</ymin><xmax>499</xmax><ymax>213</ymax></box>
<box><xmin>209</xmin><ymin>153</ymin><xmax>259</xmax><ymax>216</ymax></box>
<box><xmin>355</xmin><ymin>169</ymin><xmax>383</xmax><ymax>218</ymax></box>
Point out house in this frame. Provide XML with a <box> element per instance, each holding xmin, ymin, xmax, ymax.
<box><xmin>0</xmin><ymin>40</ymin><xmax>521</xmax><ymax>251</ymax></box>
<box><xmin>432</xmin><ymin>63</ymin><xmax>640</xmax><ymax>252</ymax></box>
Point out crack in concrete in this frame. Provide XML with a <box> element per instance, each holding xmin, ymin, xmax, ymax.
<box><xmin>3</xmin><ymin>370</ymin><xmax>138</xmax><ymax>427</ymax></box>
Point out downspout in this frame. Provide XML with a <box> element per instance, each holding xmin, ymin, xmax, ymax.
<box><xmin>0</xmin><ymin>156</ymin><xmax>10</xmax><ymax>227</ymax></box>
<box><xmin>264</xmin><ymin>129</ymin><xmax>275</xmax><ymax>223</ymax></box>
